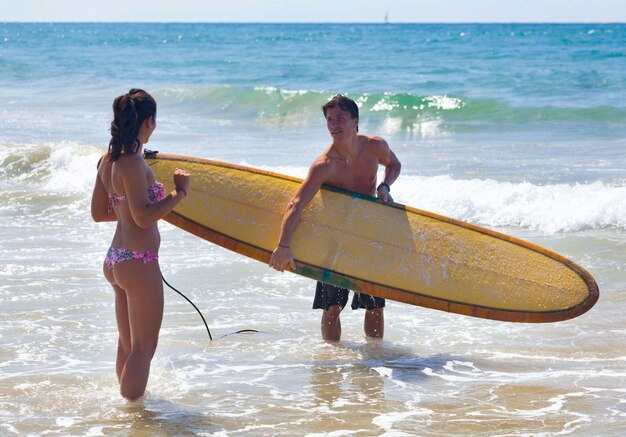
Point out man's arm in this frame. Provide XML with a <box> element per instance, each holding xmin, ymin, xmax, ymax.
<box><xmin>269</xmin><ymin>158</ymin><xmax>332</xmax><ymax>272</ymax></box>
<box><xmin>372</xmin><ymin>137</ymin><xmax>401</xmax><ymax>202</ymax></box>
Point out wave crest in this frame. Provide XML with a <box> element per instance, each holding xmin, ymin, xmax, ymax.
<box><xmin>155</xmin><ymin>85</ymin><xmax>626</xmax><ymax>132</ymax></box>
<box><xmin>394</xmin><ymin>175</ymin><xmax>626</xmax><ymax>233</ymax></box>
<box><xmin>0</xmin><ymin>141</ymin><xmax>102</xmax><ymax>193</ymax></box>
<box><xmin>3</xmin><ymin>141</ymin><xmax>624</xmax><ymax>233</ymax></box>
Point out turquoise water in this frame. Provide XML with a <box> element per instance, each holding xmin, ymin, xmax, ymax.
<box><xmin>1</xmin><ymin>23</ymin><xmax>626</xmax><ymax>436</ymax></box>
<box><xmin>2</xmin><ymin>23</ymin><xmax>625</xmax><ymax>184</ymax></box>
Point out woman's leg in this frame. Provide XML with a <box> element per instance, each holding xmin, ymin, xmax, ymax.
<box><xmin>112</xmin><ymin>259</ymin><xmax>164</xmax><ymax>400</ymax></box>
<box><xmin>113</xmin><ymin>285</ymin><xmax>131</xmax><ymax>381</ymax></box>
<box><xmin>104</xmin><ymin>264</ymin><xmax>131</xmax><ymax>382</ymax></box>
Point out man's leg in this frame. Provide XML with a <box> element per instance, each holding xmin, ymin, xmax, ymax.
<box><xmin>314</xmin><ymin>282</ymin><xmax>349</xmax><ymax>341</ymax></box>
<box><xmin>352</xmin><ymin>293</ymin><xmax>385</xmax><ymax>339</ymax></box>
<box><xmin>364</xmin><ymin>307</ymin><xmax>384</xmax><ymax>339</ymax></box>
<box><xmin>321</xmin><ymin>304</ymin><xmax>343</xmax><ymax>341</ymax></box>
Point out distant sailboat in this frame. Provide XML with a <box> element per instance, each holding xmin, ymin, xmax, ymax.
<box><xmin>384</xmin><ymin>12</ymin><xmax>389</xmax><ymax>24</ymax></box>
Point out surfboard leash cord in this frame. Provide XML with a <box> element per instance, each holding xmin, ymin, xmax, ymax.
<box><xmin>161</xmin><ymin>273</ymin><xmax>213</xmax><ymax>341</ymax></box>
<box><xmin>161</xmin><ymin>273</ymin><xmax>260</xmax><ymax>341</ymax></box>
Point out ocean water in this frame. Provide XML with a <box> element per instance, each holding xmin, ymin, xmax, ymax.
<box><xmin>1</xmin><ymin>23</ymin><xmax>625</xmax><ymax>436</ymax></box>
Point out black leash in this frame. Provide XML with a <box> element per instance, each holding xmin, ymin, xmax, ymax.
<box><xmin>161</xmin><ymin>274</ymin><xmax>260</xmax><ymax>341</ymax></box>
<box><xmin>161</xmin><ymin>273</ymin><xmax>213</xmax><ymax>341</ymax></box>
<box><xmin>148</xmin><ymin>151</ymin><xmax>257</xmax><ymax>341</ymax></box>
<box><xmin>218</xmin><ymin>329</ymin><xmax>259</xmax><ymax>339</ymax></box>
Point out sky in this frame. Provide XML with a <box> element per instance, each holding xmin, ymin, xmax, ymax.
<box><xmin>1</xmin><ymin>0</ymin><xmax>626</xmax><ymax>23</ymax></box>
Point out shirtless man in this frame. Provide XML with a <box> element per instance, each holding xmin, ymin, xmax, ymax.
<box><xmin>269</xmin><ymin>94</ymin><xmax>401</xmax><ymax>341</ymax></box>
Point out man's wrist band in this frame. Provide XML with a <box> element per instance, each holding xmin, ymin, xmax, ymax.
<box><xmin>377</xmin><ymin>182</ymin><xmax>391</xmax><ymax>192</ymax></box>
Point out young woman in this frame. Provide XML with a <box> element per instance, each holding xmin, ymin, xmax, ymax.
<box><xmin>91</xmin><ymin>89</ymin><xmax>190</xmax><ymax>400</ymax></box>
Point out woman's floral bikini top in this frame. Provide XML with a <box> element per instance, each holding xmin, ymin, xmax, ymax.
<box><xmin>107</xmin><ymin>182</ymin><xmax>165</xmax><ymax>213</ymax></box>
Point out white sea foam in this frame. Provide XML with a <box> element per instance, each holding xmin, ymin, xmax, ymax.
<box><xmin>0</xmin><ymin>141</ymin><xmax>103</xmax><ymax>193</ymax></box>
<box><xmin>44</xmin><ymin>142</ymin><xmax>103</xmax><ymax>192</ymax></box>
<box><xmin>0</xmin><ymin>424</ymin><xmax>20</xmax><ymax>435</ymax></box>
<box><xmin>258</xmin><ymin>164</ymin><xmax>626</xmax><ymax>233</ymax></box>
<box><xmin>371</xmin><ymin>408</ymin><xmax>434</xmax><ymax>431</ymax></box>
<box><xmin>392</xmin><ymin>174</ymin><xmax>626</xmax><ymax>233</ymax></box>
<box><xmin>424</xmin><ymin>95</ymin><xmax>464</xmax><ymax>111</ymax></box>
<box><xmin>4</xmin><ymin>144</ymin><xmax>625</xmax><ymax>234</ymax></box>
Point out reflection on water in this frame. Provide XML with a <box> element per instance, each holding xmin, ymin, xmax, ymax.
<box><xmin>2</xmin><ymin>249</ymin><xmax>625</xmax><ymax>436</ymax></box>
<box><xmin>1</xmin><ymin>214</ymin><xmax>625</xmax><ymax>436</ymax></box>
<box><xmin>115</xmin><ymin>397</ymin><xmax>223</xmax><ymax>436</ymax></box>
<box><xmin>305</xmin><ymin>341</ymin><xmax>456</xmax><ymax>435</ymax></box>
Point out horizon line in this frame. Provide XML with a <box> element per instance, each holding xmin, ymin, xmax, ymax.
<box><xmin>2</xmin><ymin>20</ymin><xmax>625</xmax><ymax>25</ymax></box>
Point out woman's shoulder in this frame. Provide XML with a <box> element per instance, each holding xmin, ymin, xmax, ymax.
<box><xmin>112</xmin><ymin>154</ymin><xmax>150</xmax><ymax>188</ymax></box>
<box><xmin>115</xmin><ymin>153</ymin><xmax>146</xmax><ymax>170</ymax></box>
<box><xmin>97</xmin><ymin>152</ymin><xmax>113</xmax><ymax>169</ymax></box>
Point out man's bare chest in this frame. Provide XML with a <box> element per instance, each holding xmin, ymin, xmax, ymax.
<box><xmin>325</xmin><ymin>158</ymin><xmax>379</xmax><ymax>196</ymax></box>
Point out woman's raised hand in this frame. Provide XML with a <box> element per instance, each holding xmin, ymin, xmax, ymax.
<box><xmin>173</xmin><ymin>168</ymin><xmax>191</xmax><ymax>194</ymax></box>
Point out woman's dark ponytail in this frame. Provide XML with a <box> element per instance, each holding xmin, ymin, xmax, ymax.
<box><xmin>108</xmin><ymin>89</ymin><xmax>156</xmax><ymax>161</ymax></box>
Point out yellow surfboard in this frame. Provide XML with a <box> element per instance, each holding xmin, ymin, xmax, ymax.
<box><xmin>145</xmin><ymin>151</ymin><xmax>598</xmax><ymax>323</ymax></box>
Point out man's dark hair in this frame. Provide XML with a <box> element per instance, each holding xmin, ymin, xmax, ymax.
<box><xmin>322</xmin><ymin>94</ymin><xmax>359</xmax><ymax>132</ymax></box>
